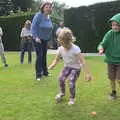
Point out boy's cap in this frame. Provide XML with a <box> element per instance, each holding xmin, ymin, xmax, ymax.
<box><xmin>109</xmin><ymin>13</ymin><xmax>120</xmax><ymax>25</ymax></box>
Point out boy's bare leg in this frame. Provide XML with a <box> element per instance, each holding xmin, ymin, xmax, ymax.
<box><xmin>109</xmin><ymin>80</ymin><xmax>116</xmax><ymax>99</ymax></box>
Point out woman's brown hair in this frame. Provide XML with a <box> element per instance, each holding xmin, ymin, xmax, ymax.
<box><xmin>40</xmin><ymin>2</ymin><xmax>52</xmax><ymax>13</ymax></box>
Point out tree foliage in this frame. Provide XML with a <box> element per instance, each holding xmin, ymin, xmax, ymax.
<box><xmin>51</xmin><ymin>1</ymin><xmax>67</xmax><ymax>21</ymax></box>
<box><xmin>0</xmin><ymin>0</ymin><xmax>14</xmax><ymax>15</ymax></box>
<box><xmin>12</xmin><ymin>0</ymin><xmax>33</xmax><ymax>11</ymax></box>
<box><xmin>32</xmin><ymin>0</ymin><xmax>67</xmax><ymax>22</ymax></box>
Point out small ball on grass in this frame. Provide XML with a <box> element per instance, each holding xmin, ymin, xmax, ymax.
<box><xmin>91</xmin><ymin>111</ymin><xmax>97</xmax><ymax>116</ymax></box>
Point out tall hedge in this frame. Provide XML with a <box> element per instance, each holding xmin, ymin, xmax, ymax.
<box><xmin>64</xmin><ymin>1</ymin><xmax>120</xmax><ymax>53</ymax></box>
<box><xmin>0</xmin><ymin>12</ymin><xmax>60</xmax><ymax>51</ymax></box>
<box><xmin>0</xmin><ymin>12</ymin><xmax>35</xmax><ymax>51</ymax></box>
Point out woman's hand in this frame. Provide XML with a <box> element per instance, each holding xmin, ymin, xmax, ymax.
<box><xmin>35</xmin><ymin>37</ymin><xmax>41</xmax><ymax>43</ymax></box>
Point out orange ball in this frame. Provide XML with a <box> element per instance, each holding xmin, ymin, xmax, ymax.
<box><xmin>91</xmin><ymin>111</ymin><xmax>97</xmax><ymax>116</ymax></box>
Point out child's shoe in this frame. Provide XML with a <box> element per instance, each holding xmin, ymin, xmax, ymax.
<box><xmin>109</xmin><ymin>91</ymin><xmax>117</xmax><ymax>100</ymax></box>
<box><xmin>68</xmin><ymin>98</ymin><xmax>75</xmax><ymax>105</ymax></box>
<box><xmin>4</xmin><ymin>64</ymin><xmax>8</xmax><ymax>67</ymax></box>
<box><xmin>36</xmin><ymin>78</ymin><xmax>41</xmax><ymax>81</ymax></box>
<box><xmin>44</xmin><ymin>72</ymin><xmax>51</xmax><ymax>77</ymax></box>
<box><xmin>55</xmin><ymin>93</ymin><xmax>64</xmax><ymax>103</ymax></box>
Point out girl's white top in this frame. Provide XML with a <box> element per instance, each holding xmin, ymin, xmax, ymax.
<box><xmin>20</xmin><ymin>27</ymin><xmax>32</xmax><ymax>37</ymax></box>
<box><xmin>57</xmin><ymin>43</ymin><xmax>82</xmax><ymax>69</ymax></box>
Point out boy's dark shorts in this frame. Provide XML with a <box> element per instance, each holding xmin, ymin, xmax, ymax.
<box><xmin>107</xmin><ymin>64</ymin><xmax>120</xmax><ymax>80</ymax></box>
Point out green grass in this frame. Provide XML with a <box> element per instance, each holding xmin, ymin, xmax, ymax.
<box><xmin>0</xmin><ymin>52</ymin><xmax>120</xmax><ymax>120</ymax></box>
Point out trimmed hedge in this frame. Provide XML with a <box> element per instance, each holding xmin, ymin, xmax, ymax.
<box><xmin>0</xmin><ymin>12</ymin><xmax>35</xmax><ymax>51</ymax></box>
<box><xmin>0</xmin><ymin>12</ymin><xmax>61</xmax><ymax>51</ymax></box>
<box><xmin>64</xmin><ymin>1</ymin><xmax>120</xmax><ymax>53</ymax></box>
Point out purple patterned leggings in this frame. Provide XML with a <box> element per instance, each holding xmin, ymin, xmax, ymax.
<box><xmin>59</xmin><ymin>66</ymin><xmax>80</xmax><ymax>99</ymax></box>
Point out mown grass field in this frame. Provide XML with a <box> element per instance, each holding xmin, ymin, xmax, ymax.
<box><xmin>0</xmin><ymin>52</ymin><xmax>120</xmax><ymax>120</ymax></box>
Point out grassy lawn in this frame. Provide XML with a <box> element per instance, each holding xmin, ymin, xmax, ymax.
<box><xmin>0</xmin><ymin>52</ymin><xmax>120</xmax><ymax>120</ymax></box>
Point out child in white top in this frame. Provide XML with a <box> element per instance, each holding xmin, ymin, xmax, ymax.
<box><xmin>48</xmin><ymin>28</ymin><xmax>92</xmax><ymax>105</ymax></box>
<box><xmin>0</xmin><ymin>27</ymin><xmax>8</xmax><ymax>67</ymax></box>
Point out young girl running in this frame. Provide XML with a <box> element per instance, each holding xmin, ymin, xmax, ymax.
<box><xmin>48</xmin><ymin>28</ymin><xmax>92</xmax><ymax>105</ymax></box>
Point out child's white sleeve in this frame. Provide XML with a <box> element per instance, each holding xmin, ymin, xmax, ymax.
<box><xmin>75</xmin><ymin>46</ymin><xmax>81</xmax><ymax>54</ymax></box>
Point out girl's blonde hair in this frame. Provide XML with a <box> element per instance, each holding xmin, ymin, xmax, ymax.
<box><xmin>58</xmin><ymin>28</ymin><xmax>76</xmax><ymax>46</ymax></box>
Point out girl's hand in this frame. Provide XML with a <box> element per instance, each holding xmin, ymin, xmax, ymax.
<box><xmin>48</xmin><ymin>65</ymin><xmax>53</xmax><ymax>70</ymax></box>
<box><xmin>85</xmin><ymin>73</ymin><xmax>92</xmax><ymax>81</ymax></box>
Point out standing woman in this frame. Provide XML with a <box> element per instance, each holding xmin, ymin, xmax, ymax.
<box><xmin>31</xmin><ymin>2</ymin><xmax>53</xmax><ymax>80</ymax></box>
<box><xmin>20</xmin><ymin>20</ymin><xmax>33</xmax><ymax>64</ymax></box>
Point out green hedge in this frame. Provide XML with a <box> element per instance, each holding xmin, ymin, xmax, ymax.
<box><xmin>64</xmin><ymin>1</ymin><xmax>120</xmax><ymax>53</ymax></box>
<box><xmin>0</xmin><ymin>12</ymin><xmax>61</xmax><ymax>51</ymax></box>
<box><xmin>0</xmin><ymin>12</ymin><xmax>35</xmax><ymax>51</ymax></box>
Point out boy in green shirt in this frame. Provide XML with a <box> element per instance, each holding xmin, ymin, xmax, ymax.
<box><xmin>98</xmin><ymin>13</ymin><xmax>120</xmax><ymax>100</ymax></box>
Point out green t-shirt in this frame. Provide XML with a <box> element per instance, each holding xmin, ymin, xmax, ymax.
<box><xmin>98</xmin><ymin>30</ymin><xmax>120</xmax><ymax>64</ymax></box>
